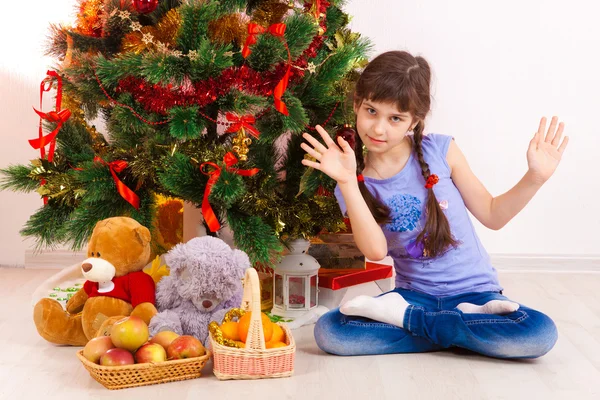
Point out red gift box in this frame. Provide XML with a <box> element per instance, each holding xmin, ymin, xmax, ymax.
<box><xmin>318</xmin><ymin>262</ymin><xmax>393</xmax><ymax>291</ymax></box>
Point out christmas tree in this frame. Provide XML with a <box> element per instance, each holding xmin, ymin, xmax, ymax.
<box><xmin>0</xmin><ymin>0</ymin><xmax>370</xmax><ymax>268</ymax></box>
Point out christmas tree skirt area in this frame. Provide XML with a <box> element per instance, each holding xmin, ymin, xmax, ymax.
<box><xmin>30</xmin><ymin>262</ymin><xmax>86</xmax><ymax>308</ymax></box>
<box><xmin>30</xmin><ymin>255</ymin><xmax>167</xmax><ymax>308</ymax></box>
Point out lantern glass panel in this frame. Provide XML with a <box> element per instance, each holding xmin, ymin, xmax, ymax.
<box><xmin>274</xmin><ymin>274</ymin><xmax>283</xmax><ymax>306</ymax></box>
<box><xmin>288</xmin><ymin>276</ymin><xmax>306</xmax><ymax>309</ymax></box>
<box><xmin>310</xmin><ymin>274</ymin><xmax>317</xmax><ymax>308</ymax></box>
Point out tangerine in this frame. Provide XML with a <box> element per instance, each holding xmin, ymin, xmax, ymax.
<box><xmin>220</xmin><ymin>321</ymin><xmax>240</xmax><ymax>341</ymax></box>
<box><xmin>238</xmin><ymin>312</ymin><xmax>273</xmax><ymax>343</ymax></box>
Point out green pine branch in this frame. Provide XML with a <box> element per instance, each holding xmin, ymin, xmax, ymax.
<box><xmin>20</xmin><ymin>202</ymin><xmax>73</xmax><ymax>250</ymax></box>
<box><xmin>227</xmin><ymin>209</ymin><xmax>283</xmax><ymax>267</ymax></box>
<box><xmin>0</xmin><ymin>165</ymin><xmax>39</xmax><ymax>193</ymax></box>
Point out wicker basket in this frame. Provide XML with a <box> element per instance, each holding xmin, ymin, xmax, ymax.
<box><xmin>77</xmin><ymin>349</ymin><xmax>210</xmax><ymax>390</ymax></box>
<box><xmin>209</xmin><ymin>268</ymin><xmax>296</xmax><ymax>380</ymax></box>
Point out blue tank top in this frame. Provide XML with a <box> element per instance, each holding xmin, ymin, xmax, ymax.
<box><xmin>334</xmin><ymin>133</ymin><xmax>503</xmax><ymax>296</ymax></box>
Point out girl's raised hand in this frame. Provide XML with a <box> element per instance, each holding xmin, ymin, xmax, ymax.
<box><xmin>301</xmin><ymin>125</ymin><xmax>357</xmax><ymax>184</ymax></box>
<box><xmin>527</xmin><ymin>116</ymin><xmax>569</xmax><ymax>185</ymax></box>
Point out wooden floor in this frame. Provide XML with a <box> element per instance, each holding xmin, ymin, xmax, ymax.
<box><xmin>1</xmin><ymin>267</ymin><xmax>599</xmax><ymax>400</ymax></box>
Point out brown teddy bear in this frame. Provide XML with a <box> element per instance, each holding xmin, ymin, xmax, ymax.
<box><xmin>33</xmin><ymin>217</ymin><xmax>158</xmax><ymax>346</ymax></box>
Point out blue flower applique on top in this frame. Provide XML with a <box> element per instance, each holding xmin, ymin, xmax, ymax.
<box><xmin>384</xmin><ymin>193</ymin><xmax>422</xmax><ymax>233</ymax></box>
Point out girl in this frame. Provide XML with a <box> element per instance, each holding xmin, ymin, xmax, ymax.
<box><xmin>301</xmin><ymin>51</ymin><xmax>569</xmax><ymax>359</ymax></box>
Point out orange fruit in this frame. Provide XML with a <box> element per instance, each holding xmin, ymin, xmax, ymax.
<box><xmin>269</xmin><ymin>323</ymin><xmax>285</xmax><ymax>344</ymax></box>
<box><xmin>220</xmin><ymin>321</ymin><xmax>240</xmax><ymax>341</ymax></box>
<box><xmin>266</xmin><ymin>341</ymin><xmax>287</xmax><ymax>349</ymax></box>
<box><xmin>238</xmin><ymin>312</ymin><xmax>273</xmax><ymax>343</ymax></box>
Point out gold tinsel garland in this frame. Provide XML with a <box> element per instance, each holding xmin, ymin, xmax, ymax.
<box><xmin>121</xmin><ymin>9</ymin><xmax>182</xmax><ymax>54</ymax></box>
<box><xmin>252</xmin><ymin>0</ymin><xmax>293</xmax><ymax>26</ymax></box>
<box><xmin>207</xmin><ymin>14</ymin><xmax>247</xmax><ymax>47</ymax></box>
<box><xmin>208</xmin><ymin>308</ymin><xmax>247</xmax><ymax>348</ymax></box>
<box><xmin>74</xmin><ymin>0</ymin><xmax>104</xmax><ymax>37</ymax></box>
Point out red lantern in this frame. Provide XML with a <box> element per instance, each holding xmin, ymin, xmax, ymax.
<box><xmin>132</xmin><ymin>0</ymin><xmax>159</xmax><ymax>14</ymax></box>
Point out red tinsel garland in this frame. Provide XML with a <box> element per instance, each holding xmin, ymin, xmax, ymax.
<box><xmin>114</xmin><ymin>24</ymin><xmax>327</xmax><ymax>115</ymax></box>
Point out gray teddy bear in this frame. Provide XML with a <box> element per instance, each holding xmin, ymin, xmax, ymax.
<box><xmin>148</xmin><ymin>236</ymin><xmax>249</xmax><ymax>345</ymax></box>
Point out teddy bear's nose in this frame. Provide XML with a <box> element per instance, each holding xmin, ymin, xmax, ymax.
<box><xmin>81</xmin><ymin>263</ymin><xmax>92</xmax><ymax>273</ymax></box>
<box><xmin>202</xmin><ymin>300</ymin><xmax>213</xmax><ymax>308</ymax></box>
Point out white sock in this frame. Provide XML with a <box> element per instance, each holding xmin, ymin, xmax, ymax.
<box><xmin>339</xmin><ymin>292</ymin><xmax>410</xmax><ymax>328</ymax></box>
<box><xmin>456</xmin><ymin>300</ymin><xmax>520</xmax><ymax>315</ymax></box>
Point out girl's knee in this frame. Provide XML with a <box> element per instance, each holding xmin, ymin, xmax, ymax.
<box><xmin>314</xmin><ymin>309</ymin><xmax>350</xmax><ymax>355</ymax></box>
<box><xmin>526</xmin><ymin>309</ymin><xmax>558</xmax><ymax>357</ymax></box>
<box><xmin>499</xmin><ymin>309</ymin><xmax>558</xmax><ymax>358</ymax></box>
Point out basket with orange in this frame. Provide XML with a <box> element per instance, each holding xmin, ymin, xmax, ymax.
<box><xmin>208</xmin><ymin>268</ymin><xmax>296</xmax><ymax>380</ymax></box>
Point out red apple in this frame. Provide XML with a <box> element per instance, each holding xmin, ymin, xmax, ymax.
<box><xmin>166</xmin><ymin>335</ymin><xmax>206</xmax><ymax>360</ymax></box>
<box><xmin>149</xmin><ymin>331</ymin><xmax>180</xmax><ymax>350</ymax></box>
<box><xmin>135</xmin><ymin>343</ymin><xmax>167</xmax><ymax>364</ymax></box>
<box><xmin>83</xmin><ymin>336</ymin><xmax>115</xmax><ymax>364</ymax></box>
<box><xmin>99</xmin><ymin>348</ymin><xmax>135</xmax><ymax>366</ymax></box>
<box><xmin>110</xmin><ymin>315</ymin><xmax>149</xmax><ymax>352</ymax></box>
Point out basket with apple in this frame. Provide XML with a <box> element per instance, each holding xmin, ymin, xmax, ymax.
<box><xmin>208</xmin><ymin>268</ymin><xmax>296</xmax><ymax>380</ymax></box>
<box><xmin>77</xmin><ymin>315</ymin><xmax>210</xmax><ymax>389</ymax></box>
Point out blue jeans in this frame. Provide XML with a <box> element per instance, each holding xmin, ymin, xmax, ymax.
<box><xmin>314</xmin><ymin>288</ymin><xmax>558</xmax><ymax>359</ymax></box>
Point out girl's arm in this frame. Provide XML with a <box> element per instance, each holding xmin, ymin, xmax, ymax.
<box><xmin>447</xmin><ymin>116</ymin><xmax>569</xmax><ymax>230</ymax></box>
<box><xmin>337</xmin><ymin>180</ymin><xmax>388</xmax><ymax>260</ymax></box>
<box><xmin>301</xmin><ymin>126</ymin><xmax>388</xmax><ymax>261</ymax></box>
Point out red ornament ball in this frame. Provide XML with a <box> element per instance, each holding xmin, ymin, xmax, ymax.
<box><xmin>336</xmin><ymin>125</ymin><xmax>357</xmax><ymax>151</ymax></box>
<box><xmin>132</xmin><ymin>0</ymin><xmax>159</xmax><ymax>14</ymax></box>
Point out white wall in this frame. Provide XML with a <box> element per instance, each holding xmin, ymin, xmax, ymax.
<box><xmin>0</xmin><ymin>1</ymin><xmax>598</xmax><ymax>266</ymax></box>
<box><xmin>0</xmin><ymin>1</ymin><xmax>76</xmax><ymax>266</ymax></box>
<box><xmin>345</xmin><ymin>0</ymin><xmax>599</xmax><ymax>256</ymax></box>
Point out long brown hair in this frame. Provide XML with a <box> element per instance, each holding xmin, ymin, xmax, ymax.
<box><xmin>353</xmin><ymin>51</ymin><xmax>458</xmax><ymax>257</ymax></box>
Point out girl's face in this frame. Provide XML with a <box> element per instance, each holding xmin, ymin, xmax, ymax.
<box><xmin>354</xmin><ymin>99</ymin><xmax>416</xmax><ymax>154</ymax></box>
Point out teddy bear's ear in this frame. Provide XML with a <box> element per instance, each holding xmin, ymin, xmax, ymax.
<box><xmin>134</xmin><ymin>226</ymin><xmax>151</xmax><ymax>246</ymax></box>
<box><xmin>232</xmin><ymin>249</ymin><xmax>251</xmax><ymax>276</ymax></box>
<box><xmin>91</xmin><ymin>219</ymin><xmax>106</xmax><ymax>233</ymax></box>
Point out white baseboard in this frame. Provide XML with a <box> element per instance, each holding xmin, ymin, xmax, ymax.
<box><xmin>24</xmin><ymin>249</ymin><xmax>86</xmax><ymax>269</ymax></box>
<box><xmin>490</xmin><ymin>254</ymin><xmax>600</xmax><ymax>273</ymax></box>
<box><xmin>14</xmin><ymin>250</ymin><xmax>600</xmax><ymax>273</ymax></box>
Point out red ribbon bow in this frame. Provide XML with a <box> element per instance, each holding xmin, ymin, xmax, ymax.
<box><xmin>29</xmin><ymin>70</ymin><xmax>71</xmax><ymax>204</ymax></box>
<box><xmin>200</xmin><ymin>152</ymin><xmax>260</xmax><ymax>232</ymax></box>
<box><xmin>93</xmin><ymin>157</ymin><xmax>140</xmax><ymax>210</ymax></box>
<box><xmin>29</xmin><ymin>71</ymin><xmax>71</xmax><ymax>159</ymax></box>
<box><xmin>425</xmin><ymin>174</ymin><xmax>439</xmax><ymax>189</ymax></box>
<box><xmin>241</xmin><ymin>23</ymin><xmax>286</xmax><ymax>58</ymax></box>
<box><xmin>225</xmin><ymin>113</ymin><xmax>260</xmax><ymax>138</ymax></box>
<box><xmin>29</xmin><ymin>109</ymin><xmax>72</xmax><ymax>149</ymax></box>
<box><xmin>241</xmin><ymin>23</ymin><xmax>291</xmax><ymax>116</ymax></box>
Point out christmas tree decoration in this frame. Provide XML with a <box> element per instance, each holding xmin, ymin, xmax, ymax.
<box><xmin>225</xmin><ymin>113</ymin><xmax>260</xmax><ymax>161</ymax></box>
<box><xmin>132</xmin><ymin>0</ymin><xmax>159</xmax><ymax>14</ymax></box>
<box><xmin>200</xmin><ymin>152</ymin><xmax>260</xmax><ymax>232</ymax></box>
<box><xmin>335</xmin><ymin>124</ymin><xmax>357</xmax><ymax>150</ymax></box>
<box><xmin>92</xmin><ymin>157</ymin><xmax>141</xmax><ymax>210</ymax></box>
<box><xmin>151</xmin><ymin>193</ymin><xmax>183</xmax><ymax>255</ymax></box>
<box><xmin>251</xmin><ymin>0</ymin><xmax>292</xmax><ymax>27</ymax></box>
<box><xmin>207</xmin><ymin>13</ymin><xmax>247</xmax><ymax>47</ymax></box>
<box><xmin>75</xmin><ymin>0</ymin><xmax>105</xmax><ymax>37</ymax></box>
<box><xmin>1</xmin><ymin>0</ymin><xmax>371</xmax><ymax>268</ymax></box>
<box><xmin>122</xmin><ymin>9</ymin><xmax>182</xmax><ymax>54</ymax></box>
